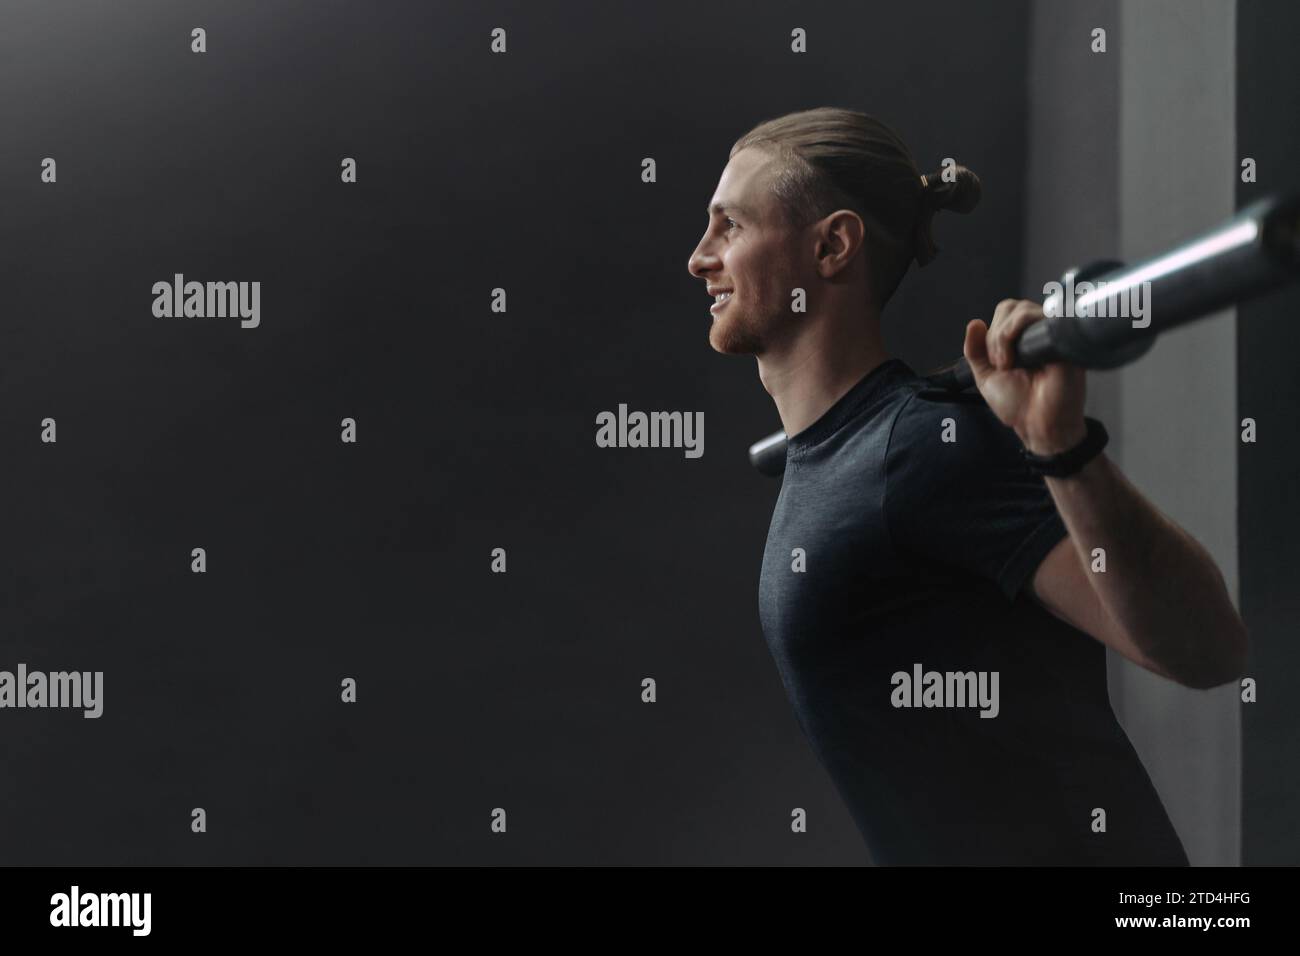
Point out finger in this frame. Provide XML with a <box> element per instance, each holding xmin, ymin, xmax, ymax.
<box><xmin>963</xmin><ymin>319</ymin><xmax>994</xmax><ymax>386</ymax></box>
<box><xmin>993</xmin><ymin>302</ymin><xmax>1046</xmax><ymax>369</ymax></box>
<box><xmin>986</xmin><ymin>299</ymin><xmax>1020</xmax><ymax>369</ymax></box>
<box><xmin>993</xmin><ymin>298</ymin><xmax>1020</xmax><ymax>320</ymax></box>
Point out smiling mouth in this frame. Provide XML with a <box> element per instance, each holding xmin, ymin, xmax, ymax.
<box><xmin>710</xmin><ymin>292</ymin><xmax>732</xmax><ymax>314</ymax></box>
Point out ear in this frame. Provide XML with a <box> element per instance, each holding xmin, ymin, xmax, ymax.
<box><xmin>816</xmin><ymin>209</ymin><xmax>865</xmax><ymax>278</ymax></box>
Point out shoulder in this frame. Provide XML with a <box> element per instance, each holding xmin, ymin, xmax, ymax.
<box><xmin>885</xmin><ymin>387</ymin><xmax>1020</xmax><ymax>475</ymax></box>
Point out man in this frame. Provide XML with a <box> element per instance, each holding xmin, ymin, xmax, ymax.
<box><xmin>686</xmin><ymin>107</ymin><xmax>1247</xmax><ymax>865</ymax></box>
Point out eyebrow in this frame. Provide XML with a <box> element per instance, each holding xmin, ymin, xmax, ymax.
<box><xmin>706</xmin><ymin>201</ymin><xmax>754</xmax><ymax>219</ymax></box>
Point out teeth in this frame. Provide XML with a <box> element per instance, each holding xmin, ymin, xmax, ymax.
<box><xmin>715</xmin><ymin>292</ymin><xmax>731</xmax><ymax>302</ymax></box>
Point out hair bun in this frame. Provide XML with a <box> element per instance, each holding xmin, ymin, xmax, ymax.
<box><xmin>914</xmin><ymin>164</ymin><xmax>982</xmax><ymax>266</ymax></box>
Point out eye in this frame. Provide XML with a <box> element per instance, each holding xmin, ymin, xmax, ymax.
<box><xmin>725</xmin><ymin>217</ymin><xmax>738</xmax><ymax>230</ymax></box>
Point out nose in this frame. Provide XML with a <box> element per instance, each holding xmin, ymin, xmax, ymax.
<box><xmin>687</xmin><ymin>234</ymin><xmax>718</xmax><ymax>280</ymax></box>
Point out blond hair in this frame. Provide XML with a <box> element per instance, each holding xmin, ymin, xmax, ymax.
<box><xmin>731</xmin><ymin>106</ymin><xmax>981</xmax><ymax>309</ymax></box>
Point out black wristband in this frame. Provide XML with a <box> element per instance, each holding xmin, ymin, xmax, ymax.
<box><xmin>1020</xmin><ymin>416</ymin><xmax>1108</xmax><ymax>478</ymax></box>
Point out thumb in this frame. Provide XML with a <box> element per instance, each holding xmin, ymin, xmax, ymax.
<box><xmin>963</xmin><ymin>319</ymin><xmax>994</xmax><ymax>386</ymax></box>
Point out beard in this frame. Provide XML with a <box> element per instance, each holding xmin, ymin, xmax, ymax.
<box><xmin>708</xmin><ymin>299</ymin><xmax>775</xmax><ymax>355</ymax></box>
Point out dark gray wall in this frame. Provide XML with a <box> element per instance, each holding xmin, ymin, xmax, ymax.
<box><xmin>0</xmin><ymin>0</ymin><xmax>1028</xmax><ymax>864</ymax></box>
<box><xmin>1238</xmin><ymin>0</ymin><xmax>1300</xmax><ymax>868</ymax></box>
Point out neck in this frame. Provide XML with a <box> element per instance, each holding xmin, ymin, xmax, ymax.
<box><xmin>756</xmin><ymin>310</ymin><xmax>890</xmax><ymax>440</ymax></box>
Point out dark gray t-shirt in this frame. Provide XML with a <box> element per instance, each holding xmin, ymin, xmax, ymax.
<box><xmin>758</xmin><ymin>357</ymin><xmax>1188</xmax><ymax>865</ymax></box>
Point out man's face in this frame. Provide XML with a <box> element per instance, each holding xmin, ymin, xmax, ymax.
<box><xmin>688</xmin><ymin>147</ymin><xmax>810</xmax><ymax>355</ymax></box>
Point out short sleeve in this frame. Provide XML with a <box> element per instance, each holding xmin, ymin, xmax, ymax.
<box><xmin>882</xmin><ymin>391</ymin><xmax>1068</xmax><ymax>600</ymax></box>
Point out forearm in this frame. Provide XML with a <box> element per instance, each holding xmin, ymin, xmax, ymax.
<box><xmin>1037</xmin><ymin>445</ymin><xmax>1248</xmax><ymax>688</ymax></box>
